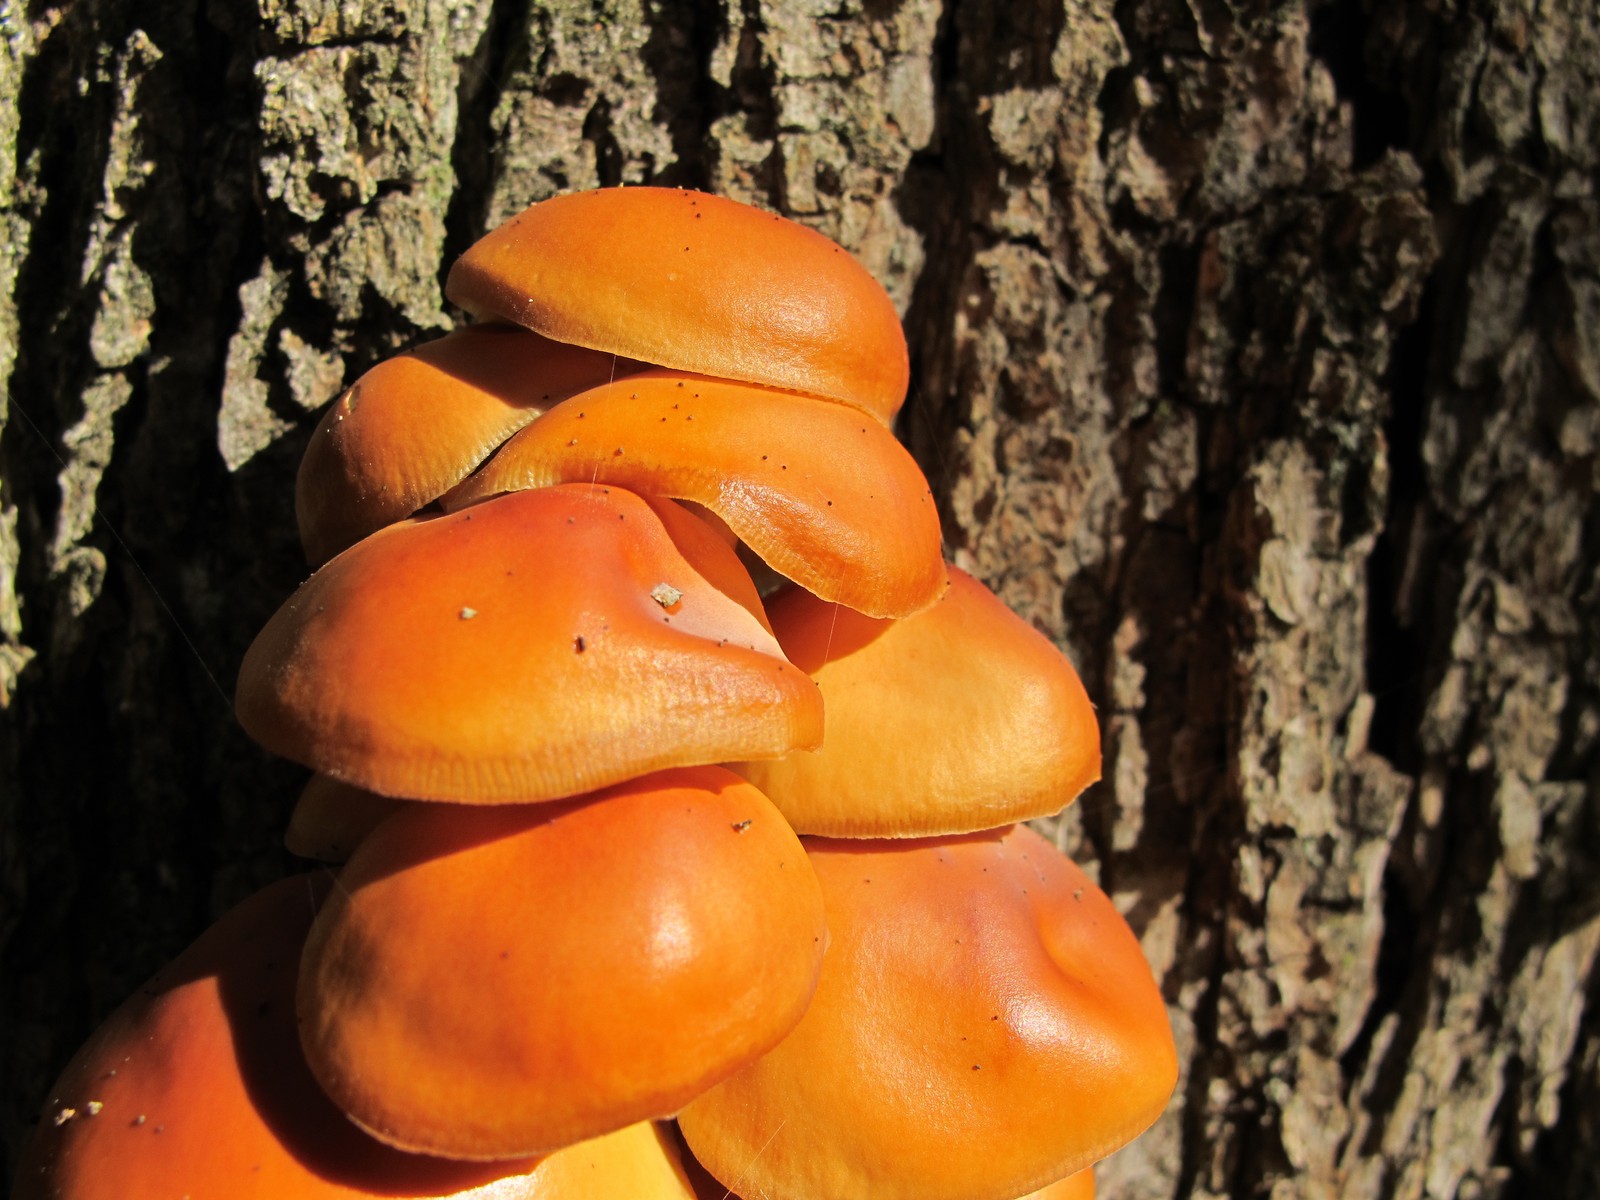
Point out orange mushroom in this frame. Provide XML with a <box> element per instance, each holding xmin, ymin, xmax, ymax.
<box><xmin>445</xmin><ymin>187</ymin><xmax>909</xmax><ymax>424</ymax></box>
<box><xmin>284</xmin><ymin>775</ymin><xmax>412</xmax><ymax>862</ymax></box>
<box><xmin>642</xmin><ymin>491</ymin><xmax>775</xmax><ymax>633</ymax></box>
<box><xmin>11</xmin><ymin>874</ymin><xmax>700</xmax><ymax>1199</ymax></box>
<box><xmin>297</xmin><ymin>767</ymin><xmax>827</xmax><ymax>1160</ymax></box>
<box><xmin>237</xmin><ymin>486</ymin><xmax>822</xmax><ymax>805</ymax></box>
<box><xmin>738</xmin><ymin>568</ymin><xmax>1100</xmax><ymax>836</ymax></box>
<box><xmin>24</xmin><ymin>184</ymin><xmax>1178</xmax><ymax>1200</ymax></box>
<box><xmin>443</xmin><ymin>368</ymin><xmax>948</xmax><ymax>617</ymax></box>
<box><xmin>296</xmin><ymin>324</ymin><xmax>645</xmax><ymax>565</ymax></box>
<box><xmin>678</xmin><ymin>825</ymin><xmax>1176</xmax><ymax>1200</ymax></box>
<box><xmin>674</xmin><ymin>1124</ymin><xmax>1093</xmax><ymax>1200</ymax></box>
<box><xmin>1025</xmin><ymin>1169</ymin><xmax>1097</xmax><ymax>1200</ymax></box>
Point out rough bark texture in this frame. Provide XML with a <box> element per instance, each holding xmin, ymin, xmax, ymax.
<box><xmin>2</xmin><ymin>0</ymin><xmax>1596</xmax><ymax>1195</ymax></box>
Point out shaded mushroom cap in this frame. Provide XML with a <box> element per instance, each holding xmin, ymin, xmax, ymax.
<box><xmin>513</xmin><ymin>1123</ymin><xmax>702</xmax><ymax>1198</ymax></box>
<box><xmin>445</xmin><ymin>188</ymin><xmax>908</xmax><ymax>424</ymax></box>
<box><xmin>297</xmin><ymin>324</ymin><xmax>645</xmax><ymax>566</ymax></box>
<box><xmin>11</xmin><ymin>875</ymin><xmax>697</xmax><ymax>1199</ymax></box>
<box><xmin>284</xmin><ymin>775</ymin><xmax>412</xmax><ymax>862</ymax></box>
<box><xmin>678</xmin><ymin>825</ymin><xmax>1176</xmax><ymax>1200</ymax></box>
<box><xmin>297</xmin><ymin>766</ymin><xmax>827</xmax><ymax>1160</ymax></box>
<box><xmin>443</xmin><ymin>369</ymin><xmax>947</xmax><ymax>618</ymax></box>
<box><xmin>642</xmin><ymin>492</ymin><xmax>774</xmax><ymax>634</ymax></box>
<box><xmin>737</xmin><ymin>568</ymin><xmax>1100</xmax><ymax>836</ymax></box>
<box><xmin>675</xmin><ymin>1126</ymin><xmax>1092</xmax><ymax>1200</ymax></box>
<box><xmin>237</xmin><ymin>486</ymin><xmax>822</xmax><ymax>805</ymax></box>
<box><xmin>1024</xmin><ymin>1170</ymin><xmax>1096</xmax><ymax>1200</ymax></box>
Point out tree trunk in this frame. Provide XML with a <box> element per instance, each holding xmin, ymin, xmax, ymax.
<box><xmin>2</xmin><ymin>0</ymin><xmax>1596</xmax><ymax>1195</ymax></box>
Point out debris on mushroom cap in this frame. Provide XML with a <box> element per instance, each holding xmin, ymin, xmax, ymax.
<box><xmin>284</xmin><ymin>775</ymin><xmax>413</xmax><ymax>862</ymax></box>
<box><xmin>297</xmin><ymin>766</ymin><xmax>827</xmax><ymax>1160</ymax></box>
<box><xmin>678</xmin><ymin>825</ymin><xmax>1176</xmax><ymax>1200</ymax></box>
<box><xmin>236</xmin><ymin>485</ymin><xmax>823</xmax><ymax>805</ymax></box>
<box><xmin>12</xmin><ymin>873</ymin><xmax>661</xmax><ymax>1200</ymax></box>
<box><xmin>445</xmin><ymin>187</ymin><xmax>909</xmax><ymax>424</ymax></box>
<box><xmin>642</xmin><ymin>496</ymin><xmax>775</xmax><ymax>633</ymax></box>
<box><xmin>737</xmin><ymin>568</ymin><xmax>1101</xmax><ymax>836</ymax></box>
<box><xmin>296</xmin><ymin>324</ymin><xmax>646</xmax><ymax>566</ymax></box>
<box><xmin>441</xmin><ymin>368</ymin><xmax>947</xmax><ymax>618</ymax></box>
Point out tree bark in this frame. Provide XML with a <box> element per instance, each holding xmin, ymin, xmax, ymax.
<box><xmin>2</xmin><ymin>0</ymin><xmax>1596</xmax><ymax>1196</ymax></box>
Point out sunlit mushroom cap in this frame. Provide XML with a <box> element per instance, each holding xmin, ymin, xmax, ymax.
<box><xmin>443</xmin><ymin>369</ymin><xmax>947</xmax><ymax>618</ymax></box>
<box><xmin>445</xmin><ymin>188</ymin><xmax>909</xmax><ymax>424</ymax></box>
<box><xmin>678</xmin><ymin>826</ymin><xmax>1176</xmax><ymax>1200</ymax></box>
<box><xmin>297</xmin><ymin>767</ymin><xmax>828</xmax><ymax>1160</ymax></box>
<box><xmin>737</xmin><ymin>568</ymin><xmax>1100</xmax><ymax>836</ymax></box>
<box><xmin>237</xmin><ymin>486</ymin><xmax>822</xmax><ymax>804</ymax></box>
<box><xmin>296</xmin><ymin>324</ymin><xmax>645</xmax><ymax>566</ymax></box>
<box><xmin>10</xmin><ymin>874</ymin><xmax>700</xmax><ymax>1199</ymax></box>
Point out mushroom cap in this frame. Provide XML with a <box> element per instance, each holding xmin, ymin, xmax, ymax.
<box><xmin>1024</xmin><ymin>1170</ymin><xmax>1096</xmax><ymax>1200</ymax></box>
<box><xmin>677</xmin><ymin>825</ymin><xmax>1177</xmax><ymax>1200</ymax></box>
<box><xmin>445</xmin><ymin>188</ymin><xmax>908</xmax><ymax>424</ymax></box>
<box><xmin>296</xmin><ymin>324</ymin><xmax>644</xmax><ymax>566</ymax></box>
<box><xmin>682</xmin><ymin>1165</ymin><xmax>1094</xmax><ymax>1200</ymax></box>
<box><xmin>641</xmin><ymin>492</ymin><xmax>774</xmax><ymax>634</ymax></box>
<box><xmin>515</xmin><ymin>1123</ymin><xmax>702</xmax><ymax>1198</ymax></box>
<box><xmin>443</xmin><ymin>369</ymin><xmax>947</xmax><ymax>618</ymax></box>
<box><xmin>11</xmin><ymin>875</ymin><xmax>697</xmax><ymax>1199</ymax></box>
<box><xmin>237</xmin><ymin>486</ymin><xmax>822</xmax><ymax>804</ymax></box>
<box><xmin>737</xmin><ymin>568</ymin><xmax>1100</xmax><ymax>836</ymax></box>
<box><xmin>284</xmin><ymin>775</ymin><xmax>412</xmax><ymax>862</ymax></box>
<box><xmin>675</xmin><ymin>1127</ymin><xmax>1092</xmax><ymax>1200</ymax></box>
<box><xmin>297</xmin><ymin>766</ymin><xmax>828</xmax><ymax>1160</ymax></box>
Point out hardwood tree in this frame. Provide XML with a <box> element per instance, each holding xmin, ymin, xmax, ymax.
<box><xmin>2</xmin><ymin>0</ymin><xmax>1596</xmax><ymax>1195</ymax></box>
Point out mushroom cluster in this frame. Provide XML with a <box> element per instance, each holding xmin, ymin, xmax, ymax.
<box><xmin>15</xmin><ymin>188</ymin><xmax>1176</xmax><ymax>1200</ymax></box>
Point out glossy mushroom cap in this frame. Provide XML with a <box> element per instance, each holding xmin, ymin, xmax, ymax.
<box><xmin>678</xmin><ymin>826</ymin><xmax>1177</xmax><ymax>1200</ymax></box>
<box><xmin>444</xmin><ymin>369</ymin><xmax>947</xmax><ymax>618</ymax></box>
<box><xmin>237</xmin><ymin>486</ymin><xmax>822</xmax><ymax>805</ymax></box>
<box><xmin>11</xmin><ymin>875</ymin><xmax>697</xmax><ymax>1200</ymax></box>
<box><xmin>298</xmin><ymin>767</ymin><xmax>828</xmax><ymax>1160</ymax></box>
<box><xmin>738</xmin><ymin>568</ymin><xmax>1100</xmax><ymax>836</ymax></box>
<box><xmin>296</xmin><ymin>325</ymin><xmax>644</xmax><ymax>566</ymax></box>
<box><xmin>445</xmin><ymin>188</ymin><xmax>909</xmax><ymax>424</ymax></box>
